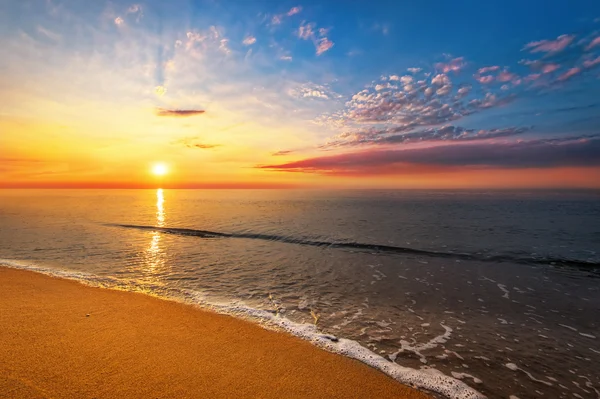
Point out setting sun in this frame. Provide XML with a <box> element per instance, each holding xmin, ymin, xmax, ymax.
<box><xmin>152</xmin><ymin>163</ymin><xmax>168</xmax><ymax>176</ymax></box>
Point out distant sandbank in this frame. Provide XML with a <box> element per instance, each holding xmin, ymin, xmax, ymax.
<box><xmin>0</xmin><ymin>267</ymin><xmax>429</xmax><ymax>398</ymax></box>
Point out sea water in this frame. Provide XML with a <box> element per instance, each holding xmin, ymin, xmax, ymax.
<box><xmin>1</xmin><ymin>189</ymin><xmax>599</xmax><ymax>399</ymax></box>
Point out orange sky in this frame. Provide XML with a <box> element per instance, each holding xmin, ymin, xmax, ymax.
<box><xmin>1</xmin><ymin>1</ymin><xmax>599</xmax><ymax>189</ymax></box>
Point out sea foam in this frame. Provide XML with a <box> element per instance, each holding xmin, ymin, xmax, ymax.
<box><xmin>0</xmin><ymin>259</ymin><xmax>485</xmax><ymax>399</ymax></box>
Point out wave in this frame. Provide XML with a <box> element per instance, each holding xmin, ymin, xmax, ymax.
<box><xmin>109</xmin><ymin>224</ymin><xmax>600</xmax><ymax>271</ymax></box>
<box><xmin>0</xmin><ymin>258</ymin><xmax>485</xmax><ymax>399</ymax></box>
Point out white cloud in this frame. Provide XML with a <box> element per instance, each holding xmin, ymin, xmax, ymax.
<box><xmin>243</xmin><ymin>36</ymin><xmax>256</xmax><ymax>46</ymax></box>
<box><xmin>431</xmin><ymin>74</ymin><xmax>450</xmax><ymax>86</ymax></box>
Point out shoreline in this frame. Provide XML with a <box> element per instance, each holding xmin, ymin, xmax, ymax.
<box><xmin>0</xmin><ymin>266</ymin><xmax>431</xmax><ymax>399</ymax></box>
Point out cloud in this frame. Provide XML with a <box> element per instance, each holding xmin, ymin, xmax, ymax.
<box><xmin>474</xmin><ymin>76</ymin><xmax>493</xmax><ymax>84</ymax></box>
<box><xmin>184</xmin><ymin>26</ymin><xmax>231</xmax><ymax>55</ymax></box>
<box><xmin>288</xmin><ymin>83</ymin><xmax>341</xmax><ymax>100</ymax></box>
<box><xmin>322</xmin><ymin>125</ymin><xmax>532</xmax><ymax>148</ymax></box>
<box><xmin>156</xmin><ymin>108</ymin><xmax>205</xmax><ymax>117</ymax></box>
<box><xmin>456</xmin><ymin>85</ymin><xmax>471</xmax><ymax>98</ymax></box>
<box><xmin>297</xmin><ymin>21</ymin><xmax>334</xmax><ymax>55</ymax></box>
<box><xmin>541</xmin><ymin>63</ymin><xmax>560</xmax><ymax>73</ymax></box>
<box><xmin>478</xmin><ymin>66</ymin><xmax>500</xmax><ymax>74</ymax></box>
<box><xmin>114</xmin><ymin>16</ymin><xmax>124</xmax><ymax>26</ymax></box>
<box><xmin>287</xmin><ymin>6</ymin><xmax>302</xmax><ymax>16</ymax></box>
<box><xmin>316</xmin><ymin>70</ymin><xmax>517</xmax><ymax>139</ymax></box>
<box><xmin>407</xmin><ymin>68</ymin><xmax>422</xmax><ymax>74</ymax></box>
<box><xmin>175</xmin><ymin>137</ymin><xmax>220</xmax><ymax>149</ymax></box>
<box><xmin>37</xmin><ymin>26</ymin><xmax>61</xmax><ymax>41</ymax></box>
<box><xmin>435</xmin><ymin>57</ymin><xmax>465</xmax><ymax>73</ymax></box>
<box><xmin>497</xmin><ymin>70</ymin><xmax>518</xmax><ymax>82</ymax></box>
<box><xmin>557</xmin><ymin>67</ymin><xmax>581</xmax><ymax>82</ymax></box>
<box><xmin>586</xmin><ymin>36</ymin><xmax>600</xmax><ymax>50</ymax></box>
<box><xmin>272</xmin><ymin>150</ymin><xmax>293</xmax><ymax>156</ymax></box>
<box><xmin>271</xmin><ymin>6</ymin><xmax>302</xmax><ymax>25</ymax></box>
<box><xmin>243</xmin><ymin>36</ymin><xmax>256</xmax><ymax>46</ymax></box>
<box><xmin>316</xmin><ymin>37</ymin><xmax>334</xmax><ymax>55</ymax></box>
<box><xmin>523</xmin><ymin>34</ymin><xmax>575</xmax><ymax>53</ymax></box>
<box><xmin>126</xmin><ymin>4</ymin><xmax>142</xmax><ymax>21</ymax></box>
<box><xmin>431</xmin><ymin>73</ymin><xmax>450</xmax><ymax>85</ymax></box>
<box><xmin>280</xmin><ymin>55</ymin><xmax>293</xmax><ymax>61</ymax></box>
<box><xmin>583</xmin><ymin>56</ymin><xmax>600</xmax><ymax>69</ymax></box>
<box><xmin>298</xmin><ymin>22</ymin><xmax>315</xmax><ymax>40</ymax></box>
<box><xmin>259</xmin><ymin>136</ymin><xmax>600</xmax><ymax>174</ymax></box>
<box><xmin>127</xmin><ymin>4</ymin><xmax>142</xmax><ymax>14</ymax></box>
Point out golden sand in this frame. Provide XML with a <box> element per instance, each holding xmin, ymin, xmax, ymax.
<box><xmin>0</xmin><ymin>267</ymin><xmax>429</xmax><ymax>398</ymax></box>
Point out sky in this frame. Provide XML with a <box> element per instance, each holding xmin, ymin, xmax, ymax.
<box><xmin>1</xmin><ymin>0</ymin><xmax>600</xmax><ymax>189</ymax></box>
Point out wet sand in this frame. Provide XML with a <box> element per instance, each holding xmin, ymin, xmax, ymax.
<box><xmin>0</xmin><ymin>267</ymin><xmax>429</xmax><ymax>399</ymax></box>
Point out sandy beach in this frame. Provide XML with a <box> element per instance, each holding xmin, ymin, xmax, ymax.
<box><xmin>0</xmin><ymin>267</ymin><xmax>429</xmax><ymax>399</ymax></box>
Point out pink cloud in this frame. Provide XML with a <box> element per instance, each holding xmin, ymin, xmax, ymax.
<box><xmin>432</xmin><ymin>74</ymin><xmax>450</xmax><ymax>85</ymax></box>
<box><xmin>523</xmin><ymin>34</ymin><xmax>575</xmax><ymax>53</ymax></box>
<box><xmin>541</xmin><ymin>63</ymin><xmax>560</xmax><ymax>74</ymax></box>
<box><xmin>271</xmin><ymin>6</ymin><xmax>302</xmax><ymax>26</ymax></box>
<box><xmin>586</xmin><ymin>36</ymin><xmax>600</xmax><ymax>50</ymax></box>
<box><xmin>475</xmin><ymin>75</ymin><xmax>494</xmax><ymax>84</ymax></box>
<box><xmin>242</xmin><ymin>36</ymin><xmax>256</xmax><ymax>46</ymax></box>
<box><xmin>478</xmin><ymin>66</ymin><xmax>500</xmax><ymax>74</ymax></box>
<box><xmin>287</xmin><ymin>6</ymin><xmax>302</xmax><ymax>16</ymax></box>
<box><xmin>524</xmin><ymin>73</ymin><xmax>541</xmax><ymax>82</ymax></box>
<box><xmin>557</xmin><ymin>67</ymin><xmax>581</xmax><ymax>82</ymax></box>
<box><xmin>435</xmin><ymin>57</ymin><xmax>465</xmax><ymax>74</ymax></box>
<box><xmin>298</xmin><ymin>22</ymin><xmax>315</xmax><ymax>39</ymax></box>
<box><xmin>316</xmin><ymin>38</ymin><xmax>334</xmax><ymax>55</ymax></box>
<box><xmin>497</xmin><ymin>71</ymin><xmax>518</xmax><ymax>82</ymax></box>
<box><xmin>583</xmin><ymin>56</ymin><xmax>600</xmax><ymax>69</ymax></box>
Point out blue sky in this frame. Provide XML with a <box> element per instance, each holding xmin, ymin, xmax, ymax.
<box><xmin>1</xmin><ymin>0</ymin><xmax>599</xmax><ymax>188</ymax></box>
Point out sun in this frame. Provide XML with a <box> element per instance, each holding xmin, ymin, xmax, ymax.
<box><xmin>151</xmin><ymin>163</ymin><xmax>168</xmax><ymax>176</ymax></box>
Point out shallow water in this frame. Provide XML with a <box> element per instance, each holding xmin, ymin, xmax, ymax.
<box><xmin>1</xmin><ymin>189</ymin><xmax>599</xmax><ymax>399</ymax></box>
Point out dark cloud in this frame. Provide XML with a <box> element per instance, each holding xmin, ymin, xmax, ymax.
<box><xmin>191</xmin><ymin>144</ymin><xmax>220</xmax><ymax>149</ymax></box>
<box><xmin>272</xmin><ymin>150</ymin><xmax>293</xmax><ymax>156</ymax></box>
<box><xmin>323</xmin><ymin>125</ymin><xmax>531</xmax><ymax>148</ymax></box>
<box><xmin>259</xmin><ymin>136</ymin><xmax>600</xmax><ymax>174</ymax></box>
<box><xmin>156</xmin><ymin>108</ymin><xmax>205</xmax><ymax>117</ymax></box>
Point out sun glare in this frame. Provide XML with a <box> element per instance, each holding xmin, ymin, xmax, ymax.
<box><xmin>152</xmin><ymin>163</ymin><xmax>168</xmax><ymax>176</ymax></box>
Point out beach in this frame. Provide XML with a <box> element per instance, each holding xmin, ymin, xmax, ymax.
<box><xmin>0</xmin><ymin>267</ymin><xmax>429</xmax><ymax>399</ymax></box>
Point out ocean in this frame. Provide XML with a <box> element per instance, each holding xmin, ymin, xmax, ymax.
<box><xmin>1</xmin><ymin>189</ymin><xmax>599</xmax><ymax>399</ymax></box>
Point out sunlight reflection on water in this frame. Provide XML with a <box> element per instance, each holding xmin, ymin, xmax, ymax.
<box><xmin>142</xmin><ymin>188</ymin><xmax>167</xmax><ymax>279</ymax></box>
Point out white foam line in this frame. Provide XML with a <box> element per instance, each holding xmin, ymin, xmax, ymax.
<box><xmin>579</xmin><ymin>332</ymin><xmax>596</xmax><ymax>339</ymax></box>
<box><xmin>391</xmin><ymin>324</ymin><xmax>454</xmax><ymax>364</ymax></box>
<box><xmin>451</xmin><ymin>372</ymin><xmax>482</xmax><ymax>384</ymax></box>
<box><xmin>559</xmin><ymin>324</ymin><xmax>578</xmax><ymax>332</ymax></box>
<box><xmin>505</xmin><ymin>363</ymin><xmax>553</xmax><ymax>386</ymax></box>
<box><xmin>1</xmin><ymin>259</ymin><xmax>486</xmax><ymax>399</ymax></box>
<box><xmin>497</xmin><ymin>284</ymin><xmax>510</xmax><ymax>299</ymax></box>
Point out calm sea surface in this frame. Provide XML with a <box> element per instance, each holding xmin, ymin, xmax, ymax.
<box><xmin>1</xmin><ymin>189</ymin><xmax>599</xmax><ymax>399</ymax></box>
